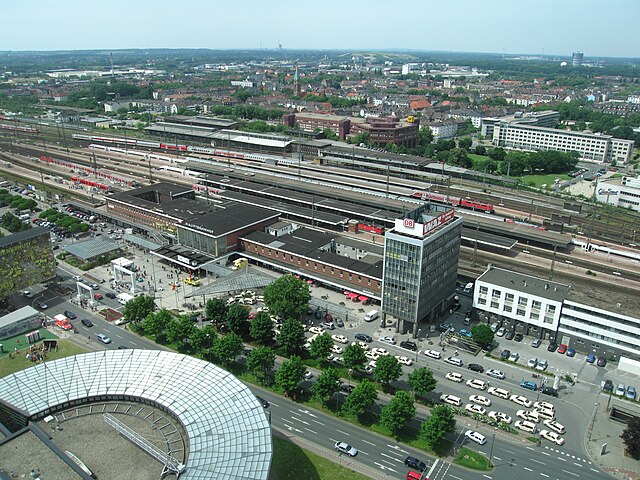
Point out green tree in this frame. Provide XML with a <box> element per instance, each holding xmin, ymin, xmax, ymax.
<box><xmin>310</xmin><ymin>333</ymin><xmax>334</xmax><ymax>360</ymax></box>
<box><xmin>249</xmin><ymin>311</ymin><xmax>275</xmax><ymax>345</ymax></box>
<box><xmin>141</xmin><ymin>308</ymin><xmax>172</xmax><ymax>341</ymax></box>
<box><xmin>420</xmin><ymin>405</ymin><xmax>456</xmax><ymax>448</ymax></box>
<box><xmin>458</xmin><ymin>137</ymin><xmax>473</xmax><ymax>151</ymax></box>
<box><xmin>166</xmin><ymin>315</ymin><xmax>195</xmax><ymax>348</ymax></box>
<box><xmin>277</xmin><ymin>318</ymin><xmax>306</xmax><ymax>356</ymax></box>
<box><xmin>246</xmin><ymin>346</ymin><xmax>276</xmax><ymax>385</ymax></box>
<box><xmin>311</xmin><ymin>368</ymin><xmax>340</xmax><ymax>405</ymax></box>
<box><xmin>226</xmin><ymin>303</ymin><xmax>249</xmax><ymax>337</ymax></box>
<box><xmin>471</xmin><ymin>324</ymin><xmax>494</xmax><ymax>348</ymax></box>
<box><xmin>621</xmin><ymin>417</ymin><xmax>640</xmax><ymax>460</ymax></box>
<box><xmin>475</xmin><ymin>145</ymin><xmax>487</xmax><ymax>156</ymax></box>
<box><xmin>189</xmin><ymin>327</ymin><xmax>207</xmax><ymax>352</ymax></box>
<box><xmin>488</xmin><ymin>147</ymin><xmax>506</xmax><ymax>161</ymax></box>
<box><xmin>417</xmin><ymin>127</ymin><xmax>434</xmax><ymax>147</ymax></box>
<box><xmin>263</xmin><ymin>275</ymin><xmax>311</xmax><ymax>320</ymax></box>
<box><xmin>380</xmin><ymin>391</ymin><xmax>416</xmax><ymax>435</ymax></box>
<box><xmin>275</xmin><ymin>355</ymin><xmax>305</xmax><ymax>397</ymax></box>
<box><xmin>213</xmin><ymin>332</ymin><xmax>243</xmax><ymax>366</ymax></box>
<box><xmin>408</xmin><ymin>367</ymin><xmax>437</xmax><ymax>397</ymax></box>
<box><xmin>205</xmin><ymin>298</ymin><xmax>228</xmax><ymax>324</ymax></box>
<box><xmin>123</xmin><ymin>295</ymin><xmax>156</xmax><ymax>325</ymax></box>
<box><xmin>201</xmin><ymin>325</ymin><xmax>217</xmax><ymax>360</ymax></box>
<box><xmin>373</xmin><ymin>355</ymin><xmax>402</xmax><ymax>387</ymax></box>
<box><xmin>342</xmin><ymin>379</ymin><xmax>378</xmax><ymax>417</ymax></box>
<box><xmin>343</xmin><ymin>343</ymin><xmax>367</xmax><ymax>372</ymax></box>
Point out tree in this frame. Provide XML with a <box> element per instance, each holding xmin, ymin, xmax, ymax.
<box><xmin>342</xmin><ymin>379</ymin><xmax>378</xmax><ymax>417</ymax></box>
<box><xmin>374</xmin><ymin>355</ymin><xmax>402</xmax><ymax>387</ymax></box>
<box><xmin>123</xmin><ymin>294</ymin><xmax>155</xmax><ymax>325</ymax></box>
<box><xmin>226</xmin><ymin>303</ymin><xmax>250</xmax><ymax>337</ymax></box>
<box><xmin>420</xmin><ymin>405</ymin><xmax>456</xmax><ymax>448</ymax></box>
<box><xmin>310</xmin><ymin>333</ymin><xmax>334</xmax><ymax>360</ymax></box>
<box><xmin>408</xmin><ymin>367</ymin><xmax>437</xmax><ymax>397</ymax></box>
<box><xmin>311</xmin><ymin>368</ymin><xmax>340</xmax><ymax>405</ymax></box>
<box><xmin>448</xmin><ymin>148</ymin><xmax>472</xmax><ymax>168</ymax></box>
<box><xmin>417</xmin><ymin>127</ymin><xmax>433</xmax><ymax>147</ymax></box>
<box><xmin>380</xmin><ymin>391</ymin><xmax>416</xmax><ymax>435</ymax></box>
<box><xmin>201</xmin><ymin>325</ymin><xmax>217</xmax><ymax>359</ymax></box>
<box><xmin>189</xmin><ymin>327</ymin><xmax>207</xmax><ymax>352</ymax></box>
<box><xmin>488</xmin><ymin>147</ymin><xmax>506</xmax><ymax>161</ymax></box>
<box><xmin>249</xmin><ymin>311</ymin><xmax>275</xmax><ymax>345</ymax></box>
<box><xmin>457</xmin><ymin>137</ymin><xmax>473</xmax><ymax>151</ymax></box>
<box><xmin>278</xmin><ymin>318</ymin><xmax>306</xmax><ymax>356</ymax></box>
<box><xmin>142</xmin><ymin>308</ymin><xmax>172</xmax><ymax>341</ymax></box>
<box><xmin>471</xmin><ymin>324</ymin><xmax>494</xmax><ymax>348</ymax></box>
<box><xmin>475</xmin><ymin>145</ymin><xmax>487</xmax><ymax>156</ymax></box>
<box><xmin>213</xmin><ymin>332</ymin><xmax>243</xmax><ymax>367</ymax></box>
<box><xmin>275</xmin><ymin>355</ymin><xmax>305</xmax><ymax>397</ymax></box>
<box><xmin>166</xmin><ymin>315</ymin><xmax>195</xmax><ymax>348</ymax></box>
<box><xmin>205</xmin><ymin>298</ymin><xmax>228</xmax><ymax>324</ymax></box>
<box><xmin>263</xmin><ymin>275</ymin><xmax>311</xmax><ymax>320</ymax></box>
<box><xmin>621</xmin><ymin>417</ymin><xmax>640</xmax><ymax>460</ymax></box>
<box><xmin>246</xmin><ymin>346</ymin><xmax>276</xmax><ymax>385</ymax></box>
<box><xmin>343</xmin><ymin>343</ymin><xmax>367</xmax><ymax>372</ymax></box>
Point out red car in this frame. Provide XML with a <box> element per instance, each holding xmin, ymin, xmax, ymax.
<box><xmin>558</xmin><ymin>344</ymin><xmax>568</xmax><ymax>354</ymax></box>
<box><xmin>93</xmin><ymin>293</ymin><xmax>103</xmax><ymax>300</ymax></box>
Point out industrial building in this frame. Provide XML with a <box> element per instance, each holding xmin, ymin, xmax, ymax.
<box><xmin>595</xmin><ymin>175</ymin><xmax>640</xmax><ymax>212</ymax></box>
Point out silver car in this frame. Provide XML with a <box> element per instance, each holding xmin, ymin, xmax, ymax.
<box><xmin>335</xmin><ymin>441</ymin><xmax>358</xmax><ymax>456</ymax></box>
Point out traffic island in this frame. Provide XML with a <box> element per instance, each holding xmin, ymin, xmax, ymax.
<box><xmin>453</xmin><ymin>447</ymin><xmax>494</xmax><ymax>471</ymax></box>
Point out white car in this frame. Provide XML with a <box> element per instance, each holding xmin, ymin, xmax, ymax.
<box><xmin>368</xmin><ymin>360</ymin><xmax>377</xmax><ymax>369</ymax></box>
<box><xmin>465</xmin><ymin>403</ymin><xmax>486</xmax><ymax>415</ymax></box>
<box><xmin>440</xmin><ymin>394</ymin><xmax>462</xmax><ymax>407</ymax></box>
<box><xmin>496</xmin><ymin>327</ymin><xmax>506</xmax><ymax>337</ymax></box>
<box><xmin>509</xmin><ymin>394</ymin><xmax>533</xmax><ymax>408</ymax></box>
<box><xmin>332</xmin><ymin>334</ymin><xmax>348</xmax><ymax>344</ymax></box>
<box><xmin>72</xmin><ymin>275</ymin><xmax>81</xmax><ymax>281</ymax></box>
<box><xmin>309</xmin><ymin>326</ymin><xmax>324</xmax><ymax>335</ymax></box>
<box><xmin>464</xmin><ymin>430</ymin><xmax>487</xmax><ymax>445</ymax></box>
<box><xmin>423</xmin><ymin>349</ymin><xmax>442</xmax><ymax>359</ymax></box>
<box><xmin>515</xmin><ymin>420</ymin><xmax>537</xmax><ymax>433</ymax></box>
<box><xmin>488</xmin><ymin>411</ymin><xmax>512</xmax><ymax>424</ymax></box>
<box><xmin>543</xmin><ymin>419</ymin><xmax>566</xmax><ymax>434</ymax></box>
<box><xmin>95</xmin><ymin>333</ymin><xmax>111</xmax><ymax>344</ymax></box>
<box><xmin>445</xmin><ymin>372</ymin><xmax>463</xmax><ymax>383</ymax></box>
<box><xmin>351</xmin><ymin>341</ymin><xmax>369</xmax><ymax>350</ymax></box>
<box><xmin>331</xmin><ymin>345</ymin><xmax>344</xmax><ymax>354</ymax></box>
<box><xmin>379</xmin><ymin>335</ymin><xmax>397</xmax><ymax>345</ymax></box>
<box><xmin>466</xmin><ymin>378</ymin><xmax>487</xmax><ymax>391</ymax></box>
<box><xmin>371</xmin><ymin>347</ymin><xmax>389</xmax><ymax>356</ymax></box>
<box><xmin>488</xmin><ymin>387</ymin><xmax>510</xmax><ymax>399</ymax></box>
<box><xmin>486</xmin><ymin>369</ymin><xmax>505</xmax><ymax>379</ymax></box>
<box><xmin>332</xmin><ymin>356</ymin><xmax>344</xmax><ymax>365</ymax></box>
<box><xmin>539</xmin><ymin>429</ymin><xmax>565</xmax><ymax>446</ymax></box>
<box><xmin>365</xmin><ymin>350</ymin><xmax>380</xmax><ymax>361</ymax></box>
<box><xmin>527</xmin><ymin>358</ymin><xmax>538</xmax><ymax>368</ymax></box>
<box><xmin>335</xmin><ymin>441</ymin><xmax>358</xmax><ymax>456</ymax></box>
<box><xmin>534</xmin><ymin>401</ymin><xmax>555</xmax><ymax>412</ymax></box>
<box><xmin>395</xmin><ymin>356</ymin><xmax>414</xmax><ymax>366</ymax></box>
<box><xmin>469</xmin><ymin>395</ymin><xmax>491</xmax><ymax>406</ymax></box>
<box><xmin>303</xmin><ymin>371</ymin><xmax>313</xmax><ymax>379</ymax></box>
<box><xmin>508</xmin><ymin>352</ymin><xmax>520</xmax><ymax>362</ymax></box>
<box><xmin>444</xmin><ymin>356</ymin><xmax>463</xmax><ymax>367</ymax></box>
<box><xmin>516</xmin><ymin>409</ymin><xmax>541</xmax><ymax>423</ymax></box>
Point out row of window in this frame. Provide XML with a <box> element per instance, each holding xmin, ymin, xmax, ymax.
<box><xmin>478</xmin><ymin>286</ymin><xmax>556</xmax><ymax>323</ymax></box>
<box><xmin>560</xmin><ymin>322</ymin><xmax>638</xmax><ymax>351</ymax></box>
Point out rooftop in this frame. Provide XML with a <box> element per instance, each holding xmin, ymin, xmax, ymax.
<box><xmin>477</xmin><ymin>266</ymin><xmax>571</xmax><ymax>302</ymax></box>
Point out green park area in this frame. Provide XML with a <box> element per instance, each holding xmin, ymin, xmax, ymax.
<box><xmin>270</xmin><ymin>434</ymin><xmax>371</xmax><ymax>480</ymax></box>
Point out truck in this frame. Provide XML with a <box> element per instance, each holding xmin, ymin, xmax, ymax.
<box><xmin>54</xmin><ymin>314</ymin><xmax>73</xmax><ymax>331</ymax></box>
<box><xmin>116</xmin><ymin>292</ymin><xmax>135</xmax><ymax>305</ymax></box>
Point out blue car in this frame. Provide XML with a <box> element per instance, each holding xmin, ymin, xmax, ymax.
<box><xmin>520</xmin><ymin>380</ymin><xmax>538</xmax><ymax>391</ymax></box>
<box><xmin>566</xmin><ymin>348</ymin><xmax>576</xmax><ymax>357</ymax></box>
<box><xmin>459</xmin><ymin>329</ymin><xmax>473</xmax><ymax>338</ymax></box>
<box><xmin>586</xmin><ymin>354</ymin><xmax>596</xmax><ymax>364</ymax></box>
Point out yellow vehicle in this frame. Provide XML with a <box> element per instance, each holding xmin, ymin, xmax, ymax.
<box><xmin>232</xmin><ymin>258</ymin><xmax>248</xmax><ymax>270</ymax></box>
<box><xmin>185</xmin><ymin>277</ymin><xmax>201</xmax><ymax>286</ymax></box>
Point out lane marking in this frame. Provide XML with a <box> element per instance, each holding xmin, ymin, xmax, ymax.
<box><xmin>336</xmin><ymin>429</ymin><xmax>349</xmax><ymax>436</ymax></box>
<box><xmin>590</xmin><ymin>468</ymin><xmax>600</xmax><ymax>473</ymax></box>
<box><xmin>449</xmin><ymin>476</ymin><xmax>463</xmax><ymax>480</ymax></box>
<box><xmin>362</xmin><ymin>440</ymin><xmax>376</xmax><ymax>446</ymax></box>
<box><xmin>501</xmin><ymin>448</ymin><xmax>517</xmax><ymax>455</ymax></box>
<box><xmin>312</xmin><ymin>419</ymin><xmax>324</xmax><ymax>426</ymax></box>
<box><xmin>426</xmin><ymin>458</ymin><xmax>440</xmax><ymax>479</ymax></box>
<box><xmin>525</xmin><ymin>446</ymin><xmax>535</xmax><ymax>451</ymax></box>
<box><xmin>557</xmin><ymin>457</ymin><xmax>567</xmax><ymax>462</ymax></box>
<box><xmin>524</xmin><ymin>467</ymin><xmax>533</xmax><ymax>471</ymax></box>
<box><xmin>304</xmin><ymin>428</ymin><xmax>317</xmax><ymax>435</ymax></box>
<box><xmin>380</xmin><ymin>459</ymin><xmax>396</xmax><ymax>466</ymax></box>
<box><xmin>541</xmin><ymin>451</ymin><xmax>550</xmax><ymax>456</ymax></box>
<box><xmin>530</xmin><ymin>459</ymin><xmax>546</xmax><ymax>466</ymax></box>
<box><xmin>482</xmin><ymin>475</ymin><xmax>492</xmax><ymax>479</ymax></box>
<box><xmin>540</xmin><ymin>473</ymin><xmax>549</xmax><ymax>478</ymax></box>
<box><xmin>561</xmin><ymin>470</ymin><xmax>579</xmax><ymax>477</ymax></box>
<box><xmin>380</xmin><ymin>452</ymin><xmax>402</xmax><ymax>462</ymax></box>
<box><xmin>573</xmin><ymin>462</ymin><xmax>583</xmax><ymax>467</ymax></box>
<box><xmin>493</xmin><ymin>456</ymin><xmax>502</xmax><ymax>461</ymax></box>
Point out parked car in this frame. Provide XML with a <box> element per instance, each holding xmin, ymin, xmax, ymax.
<box><xmin>547</xmin><ymin>343</ymin><xmax>558</xmax><ymax>352</ymax></box>
<box><xmin>557</xmin><ymin>344</ymin><xmax>568</xmax><ymax>354</ymax></box>
<box><xmin>597</xmin><ymin>357</ymin><xmax>607</xmax><ymax>367</ymax></box>
<box><xmin>423</xmin><ymin>349</ymin><xmax>442</xmax><ymax>359</ymax></box>
<box><xmin>444</xmin><ymin>357</ymin><xmax>463</xmax><ymax>367</ymax></box>
<box><xmin>379</xmin><ymin>335</ymin><xmax>397</xmax><ymax>345</ymax></box>
<box><xmin>467</xmin><ymin>363</ymin><xmax>484</xmax><ymax>373</ymax></box>
<box><xmin>602</xmin><ymin>380</ymin><xmax>614</xmax><ymax>393</ymax></box>
<box><xmin>464</xmin><ymin>430</ymin><xmax>487</xmax><ymax>445</ymax></box>
<box><xmin>400</xmin><ymin>340</ymin><xmax>417</xmax><ymax>351</ymax></box>
<box><xmin>626</xmin><ymin>386</ymin><xmax>637</xmax><ymax>400</ymax></box>
<box><xmin>535</xmin><ymin>359</ymin><xmax>548</xmax><ymax>371</ymax></box>
<box><xmin>355</xmin><ymin>333</ymin><xmax>372</xmax><ymax>343</ymax></box>
<box><xmin>496</xmin><ymin>327</ymin><xmax>506</xmax><ymax>337</ymax></box>
<box><xmin>105</xmin><ymin>292</ymin><xmax>116</xmax><ymax>299</ymax></box>
<box><xmin>615</xmin><ymin>383</ymin><xmax>626</xmax><ymax>396</ymax></box>
<box><xmin>335</xmin><ymin>318</ymin><xmax>344</xmax><ymax>328</ymax></box>
<box><xmin>520</xmin><ymin>380</ymin><xmax>538</xmax><ymax>391</ymax></box>
<box><xmin>586</xmin><ymin>354</ymin><xmax>596</xmax><ymax>364</ymax></box>
<box><xmin>438</xmin><ymin>322</ymin><xmax>454</xmax><ymax>332</ymax></box>
<box><xmin>500</xmin><ymin>349</ymin><xmax>511</xmax><ymax>359</ymax></box>
<box><xmin>458</xmin><ymin>328</ymin><xmax>472</xmax><ymax>338</ymax></box>
<box><xmin>527</xmin><ymin>358</ymin><xmax>538</xmax><ymax>368</ymax></box>
<box><xmin>508</xmin><ymin>351</ymin><xmax>520</xmax><ymax>362</ymax></box>
<box><xmin>486</xmin><ymin>369</ymin><xmax>505</xmax><ymax>379</ymax></box>
<box><xmin>505</xmin><ymin>330</ymin><xmax>515</xmax><ymax>340</ymax></box>
<box><xmin>514</xmin><ymin>333</ymin><xmax>523</xmax><ymax>342</ymax></box>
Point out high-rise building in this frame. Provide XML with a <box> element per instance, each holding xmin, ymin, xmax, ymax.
<box><xmin>382</xmin><ymin>204</ymin><xmax>463</xmax><ymax>335</ymax></box>
<box><xmin>572</xmin><ymin>51</ymin><xmax>584</xmax><ymax>67</ymax></box>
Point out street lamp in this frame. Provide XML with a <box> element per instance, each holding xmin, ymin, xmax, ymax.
<box><xmin>205</xmin><ymin>333</ymin><xmax>211</xmax><ymax>362</ymax></box>
<box><xmin>489</xmin><ymin>427</ymin><xmax>497</xmax><ymax>462</ymax></box>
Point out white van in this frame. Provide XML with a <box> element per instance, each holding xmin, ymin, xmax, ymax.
<box><xmin>364</xmin><ymin>310</ymin><xmax>379</xmax><ymax>322</ymax></box>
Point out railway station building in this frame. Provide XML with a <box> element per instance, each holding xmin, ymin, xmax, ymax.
<box><xmin>381</xmin><ymin>204</ymin><xmax>463</xmax><ymax>335</ymax></box>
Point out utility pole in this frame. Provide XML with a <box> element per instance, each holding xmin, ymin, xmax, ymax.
<box><xmin>548</xmin><ymin>244</ymin><xmax>557</xmax><ymax>281</ymax></box>
<box><xmin>472</xmin><ymin>223</ymin><xmax>479</xmax><ymax>268</ymax></box>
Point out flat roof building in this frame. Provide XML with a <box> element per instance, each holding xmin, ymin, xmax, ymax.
<box><xmin>382</xmin><ymin>204</ymin><xmax>463</xmax><ymax>335</ymax></box>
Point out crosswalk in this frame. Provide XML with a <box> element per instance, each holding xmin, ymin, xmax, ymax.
<box><xmin>542</xmin><ymin>445</ymin><xmax>592</xmax><ymax>464</ymax></box>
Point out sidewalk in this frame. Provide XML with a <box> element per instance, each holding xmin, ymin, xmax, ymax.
<box><xmin>585</xmin><ymin>400</ymin><xmax>639</xmax><ymax>480</ymax></box>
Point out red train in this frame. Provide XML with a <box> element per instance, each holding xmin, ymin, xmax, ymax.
<box><xmin>0</xmin><ymin>123</ymin><xmax>39</xmax><ymax>134</ymax></box>
<box><xmin>358</xmin><ymin>223</ymin><xmax>384</xmax><ymax>234</ymax></box>
<box><xmin>70</xmin><ymin>176</ymin><xmax>112</xmax><ymax>191</ymax></box>
<box><xmin>412</xmin><ymin>191</ymin><xmax>494</xmax><ymax>213</ymax></box>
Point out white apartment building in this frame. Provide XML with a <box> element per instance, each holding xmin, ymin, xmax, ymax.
<box><xmin>473</xmin><ymin>266</ymin><xmax>640</xmax><ymax>361</ymax></box>
<box><xmin>426</xmin><ymin>122</ymin><xmax>459</xmax><ymax>140</ymax></box>
<box><xmin>595</xmin><ymin>175</ymin><xmax>640</xmax><ymax>212</ymax></box>
<box><xmin>492</xmin><ymin>123</ymin><xmax>634</xmax><ymax>163</ymax></box>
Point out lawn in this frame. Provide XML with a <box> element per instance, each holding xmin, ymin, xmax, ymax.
<box><xmin>454</xmin><ymin>447</ymin><xmax>493</xmax><ymax>471</ymax></box>
<box><xmin>0</xmin><ymin>339</ymin><xmax>88</xmax><ymax>378</ymax></box>
<box><xmin>270</xmin><ymin>434</ymin><xmax>371</xmax><ymax>480</ymax></box>
<box><xmin>0</xmin><ymin>328</ymin><xmax>60</xmax><ymax>358</ymax></box>
<box><xmin>518</xmin><ymin>173</ymin><xmax>571</xmax><ymax>188</ymax></box>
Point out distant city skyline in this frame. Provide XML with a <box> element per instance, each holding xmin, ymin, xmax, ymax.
<box><xmin>1</xmin><ymin>0</ymin><xmax>638</xmax><ymax>58</ymax></box>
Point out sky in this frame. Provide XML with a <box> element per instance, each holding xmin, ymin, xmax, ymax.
<box><xmin>1</xmin><ymin>0</ymin><xmax>638</xmax><ymax>58</ymax></box>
